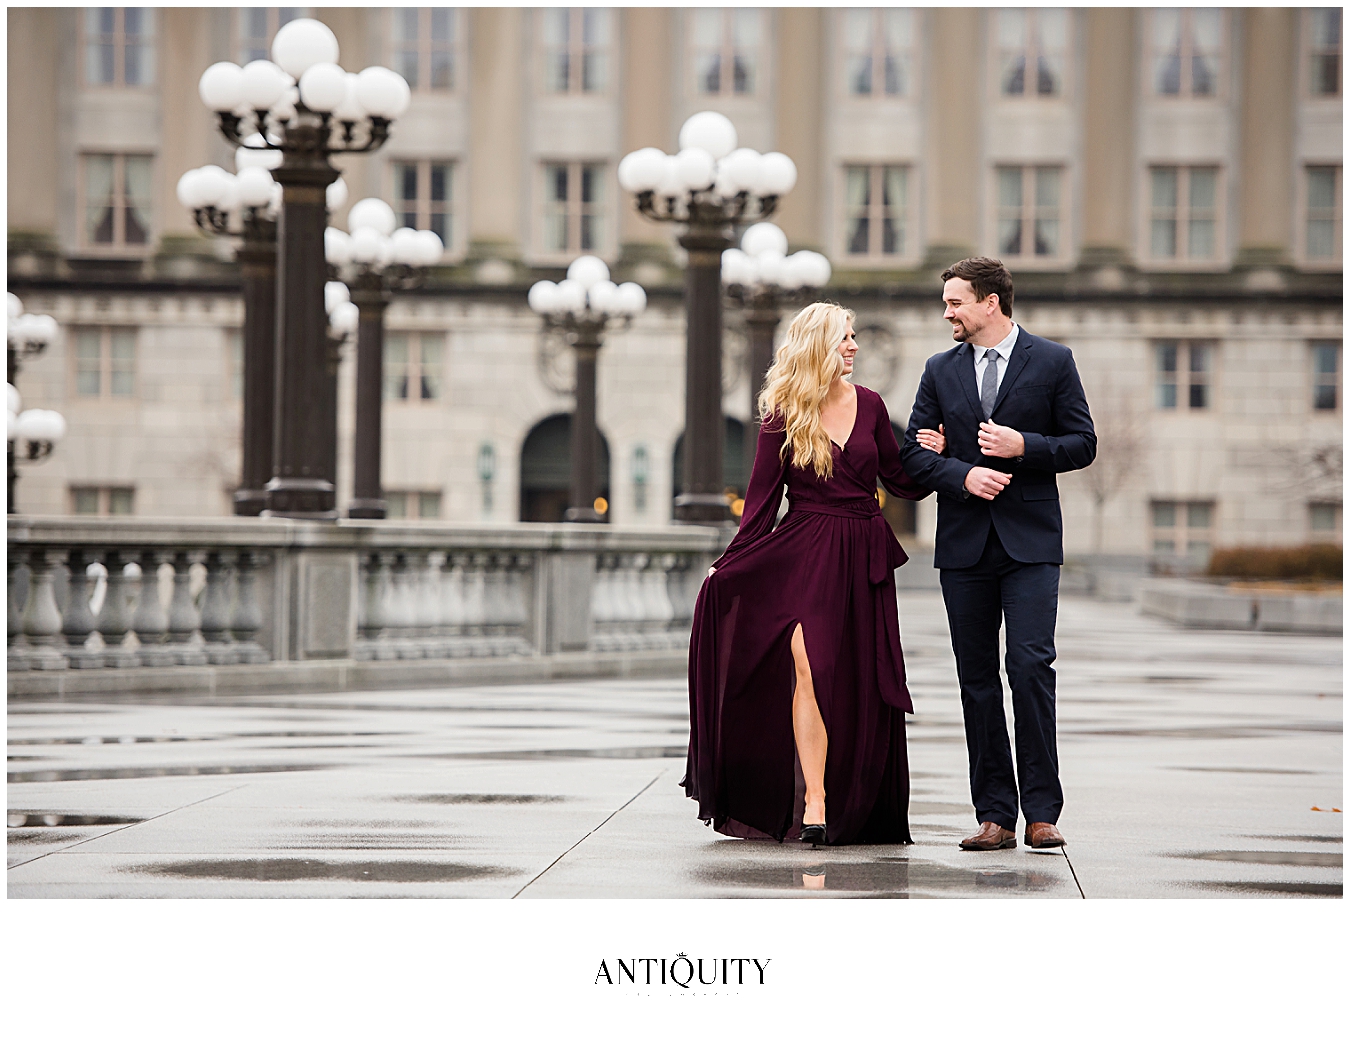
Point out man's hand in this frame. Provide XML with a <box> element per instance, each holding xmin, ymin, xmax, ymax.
<box><xmin>964</xmin><ymin>466</ymin><xmax>1012</xmax><ymax>500</ymax></box>
<box><xmin>978</xmin><ymin>421</ymin><xmax>1025</xmax><ymax>459</ymax></box>
<box><xmin>916</xmin><ymin>423</ymin><xmax>946</xmax><ymax>455</ymax></box>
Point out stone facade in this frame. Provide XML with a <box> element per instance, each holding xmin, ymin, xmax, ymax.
<box><xmin>7</xmin><ymin>8</ymin><xmax>1342</xmax><ymax>558</ymax></box>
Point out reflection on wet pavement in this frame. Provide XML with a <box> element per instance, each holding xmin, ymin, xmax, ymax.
<box><xmin>425</xmin><ymin>746</ymin><xmax>687</xmax><ymax>761</ymax></box>
<box><xmin>1179</xmin><ymin>850</ymin><xmax>1342</xmax><ymax>867</ymax></box>
<box><xmin>693</xmin><ymin>855</ymin><xmax>1065</xmax><ymax>896</ymax></box>
<box><xmin>130</xmin><ymin>858</ymin><xmax>517</xmax><ymax>883</ymax></box>
<box><xmin>8</xmin><ymin>764</ymin><xmax>331</xmax><ymax>783</ymax></box>
<box><xmin>392</xmin><ymin>794</ymin><xmax>569</xmax><ymax>805</ymax></box>
<box><xmin>9</xmin><ymin>812</ymin><xmax>144</xmax><ymax>827</ymax></box>
<box><xmin>1190</xmin><ymin>880</ymin><xmax>1342</xmax><ymax>898</ymax></box>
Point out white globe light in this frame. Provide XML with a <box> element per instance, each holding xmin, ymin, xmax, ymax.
<box><xmin>176</xmin><ymin>168</ymin><xmax>204</xmax><ymax>209</ymax></box>
<box><xmin>675</xmin><ymin>147</ymin><xmax>716</xmax><ymax>191</ymax></box>
<box><xmin>198</xmin><ymin>62</ymin><xmax>244</xmax><ymax>112</ymax></box>
<box><xmin>756</xmin><ymin>251</ymin><xmax>788</xmax><ymax>286</ymax></box>
<box><xmin>239</xmin><ymin>60</ymin><xmax>291</xmax><ymax>111</ymax></box>
<box><xmin>389</xmin><ymin>226</ymin><xmax>422</xmax><ymax>265</ymax></box>
<box><xmin>349</xmin><ymin>226</ymin><xmax>385</xmax><ymax>265</ymax></box>
<box><xmin>616</xmin><ymin>282</ymin><xmax>647</xmax><ymax>315</ymax></box>
<box><xmin>324</xmin><ymin>227</ymin><xmax>353</xmax><ymax>266</ymax></box>
<box><xmin>758</xmin><ymin>152</ymin><xmax>798</xmax><ymax>196</ymax></box>
<box><xmin>194</xmin><ymin>166</ymin><xmax>233</xmax><ymax>209</ymax></box>
<box><xmin>235</xmin><ymin>166</ymin><xmax>275</xmax><ymax>208</ymax></box>
<box><xmin>720</xmin><ymin>148</ymin><xmax>764</xmax><ymax>195</ymax></box>
<box><xmin>721</xmin><ymin>248</ymin><xmax>751</xmax><ymax>285</ymax></box>
<box><xmin>587</xmin><ymin>280</ymin><xmax>619</xmax><ymax>314</ymax></box>
<box><xmin>796</xmin><ymin>250</ymin><xmax>832</xmax><ymax>287</ymax></box>
<box><xmin>656</xmin><ymin>155</ymin><xmax>684</xmax><ymax>197</ymax></box>
<box><xmin>324</xmin><ymin>280</ymin><xmax>350</xmax><ymax>314</ymax></box>
<box><xmin>18</xmin><ymin>409</ymin><xmax>65</xmax><ymax>444</ymax></box>
<box><xmin>7</xmin><ymin>383</ymin><xmax>21</xmax><ymax>415</ymax></box>
<box><xmin>270</xmin><ymin>18</ymin><xmax>340</xmax><ymax>78</ymax></box>
<box><xmin>217</xmin><ymin>175</ymin><xmax>241</xmax><ymax>213</ymax></box>
<box><xmin>712</xmin><ymin>169</ymin><xmax>740</xmax><ymax>200</ymax></box>
<box><xmin>7</xmin><ymin>294</ymin><xmax>23</xmax><ymax>320</ymax></box>
<box><xmin>28</xmin><ymin>315</ymin><xmax>59</xmax><ymax>348</ymax></box>
<box><xmin>528</xmin><ymin>280</ymin><xmax>559</xmax><ymax>314</ymax></box>
<box><xmin>334</xmin><ymin>73</ymin><xmax>366</xmax><ymax>122</ymax></box>
<box><xmin>347</xmin><ymin>197</ymin><xmax>397</xmax><ymax>236</ymax></box>
<box><xmin>298</xmin><ymin>62</ymin><xmax>347</xmax><ymax>113</ymax></box>
<box><xmin>326</xmin><ymin>177</ymin><xmax>349</xmax><ymax>211</ymax></box>
<box><xmin>267</xmin><ymin>182</ymin><xmax>283</xmax><ymax>215</ymax></box>
<box><xmin>330</xmin><ymin>301</ymin><xmax>360</xmax><ymax>336</ymax></box>
<box><xmin>355</xmin><ymin>66</ymin><xmax>411</xmax><ymax>119</ymax></box>
<box><xmin>567</xmin><ymin>255</ymin><xmax>610</xmax><ymax>289</ymax></box>
<box><xmin>617</xmin><ymin>148</ymin><xmax>667</xmax><ymax>193</ymax></box>
<box><xmin>234</xmin><ymin>144</ymin><xmax>281</xmax><ymax>172</ymax></box>
<box><xmin>740</xmin><ymin>222</ymin><xmax>789</xmax><ymax>258</ymax></box>
<box><xmin>415</xmin><ymin>229</ymin><xmax>444</xmax><ymax>265</ymax></box>
<box><xmin>679</xmin><ymin>111</ymin><xmax>737</xmax><ymax>160</ymax></box>
<box><xmin>6</xmin><ymin>410</ymin><xmax>16</xmax><ymax>441</ymax></box>
<box><xmin>555</xmin><ymin>279</ymin><xmax>587</xmax><ymax>315</ymax></box>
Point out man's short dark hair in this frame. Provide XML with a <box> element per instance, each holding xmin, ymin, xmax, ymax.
<box><xmin>941</xmin><ymin>257</ymin><xmax>1014</xmax><ymax>318</ymax></box>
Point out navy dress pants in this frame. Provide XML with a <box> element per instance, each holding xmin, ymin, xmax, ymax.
<box><xmin>939</xmin><ymin>526</ymin><xmax>1063</xmax><ymax>832</ymax></box>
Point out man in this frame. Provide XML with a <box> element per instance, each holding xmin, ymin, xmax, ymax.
<box><xmin>901</xmin><ymin>257</ymin><xmax>1096</xmax><ymax>851</ymax></box>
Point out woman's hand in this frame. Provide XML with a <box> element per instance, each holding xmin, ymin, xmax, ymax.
<box><xmin>707</xmin><ymin>566</ymin><xmax>717</xmax><ymax>577</ymax></box>
<box><xmin>916</xmin><ymin>423</ymin><xmax>946</xmax><ymax>455</ymax></box>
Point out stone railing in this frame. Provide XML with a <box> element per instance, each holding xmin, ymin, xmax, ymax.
<box><xmin>7</xmin><ymin>517</ymin><xmax>725</xmax><ymax>677</ymax></box>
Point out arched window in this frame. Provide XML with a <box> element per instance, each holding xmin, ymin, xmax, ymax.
<box><xmin>519</xmin><ymin>414</ymin><xmax>611</xmax><ymax>523</ymax></box>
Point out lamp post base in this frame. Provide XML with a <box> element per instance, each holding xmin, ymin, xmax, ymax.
<box><xmin>563</xmin><ymin>507</ymin><xmax>607</xmax><ymax>523</ymax></box>
<box><xmin>673</xmin><ymin>492</ymin><xmax>732</xmax><ymax>525</ymax></box>
<box><xmin>233</xmin><ymin>489</ymin><xmax>268</xmax><ymax>517</ymax></box>
<box><xmin>347</xmin><ymin>498</ymin><xmax>388</xmax><ymax>520</ymax></box>
<box><xmin>263</xmin><ymin>477</ymin><xmax>337</xmax><ymax>521</ymax></box>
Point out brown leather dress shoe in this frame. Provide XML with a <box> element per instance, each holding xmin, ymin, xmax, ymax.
<box><xmin>1024</xmin><ymin>822</ymin><xmax>1066</xmax><ymax>848</ymax></box>
<box><xmin>959</xmin><ymin>821</ymin><xmax>1017</xmax><ymax>850</ymax></box>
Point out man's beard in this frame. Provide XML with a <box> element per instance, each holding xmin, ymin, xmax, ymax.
<box><xmin>949</xmin><ymin>321</ymin><xmax>970</xmax><ymax>341</ymax></box>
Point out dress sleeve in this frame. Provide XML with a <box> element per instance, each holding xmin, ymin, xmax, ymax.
<box><xmin>713</xmin><ymin>416</ymin><xmax>788</xmax><ymax>568</ymax></box>
<box><xmin>873</xmin><ymin>390</ymin><xmax>932</xmax><ymax>502</ymax></box>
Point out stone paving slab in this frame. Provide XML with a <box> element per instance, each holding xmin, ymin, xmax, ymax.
<box><xmin>7</xmin><ymin>592</ymin><xmax>1342</xmax><ymax>899</ymax></box>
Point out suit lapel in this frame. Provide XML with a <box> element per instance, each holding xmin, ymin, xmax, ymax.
<box><xmin>952</xmin><ymin>342</ymin><xmax>982</xmax><ymax>419</ymax></box>
<box><xmin>991</xmin><ymin>328</ymin><xmax>1034</xmax><ymax>415</ymax></box>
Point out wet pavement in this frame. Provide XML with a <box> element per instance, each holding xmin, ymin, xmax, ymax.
<box><xmin>7</xmin><ymin>591</ymin><xmax>1342</xmax><ymax>898</ymax></box>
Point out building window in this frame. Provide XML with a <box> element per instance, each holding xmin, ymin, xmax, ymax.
<box><xmin>1149</xmin><ymin>8</ymin><xmax>1222</xmax><ymax>97</ymax></box>
<box><xmin>1149</xmin><ymin>166</ymin><xmax>1219</xmax><ymax>262</ymax></box>
<box><xmin>1308</xmin><ymin>8</ymin><xmax>1342</xmax><ymax>97</ymax></box>
<box><xmin>1155</xmin><ymin>341</ymin><xmax>1213</xmax><ymax>410</ymax></box>
<box><xmin>842</xmin><ymin>8</ymin><xmax>914</xmax><ymax>97</ymax></box>
<box><xmin>542</xmin><ymin>8</ymin><xmax>611</xmax><ymax>94</ymax></box>
<box><xmin>82</xmin><ymin>153</ymin><xmax>153</xmax><ymax>250</ymax></box>
<box><xmin>1312</xmin><ymin>341</ymin><xmax>1341</xmax><ymax>412</ymax></box>
<box><xmin>385</xmin><ymin>490</ymin><xmax>442</xmax><ymax>520</ymax></box>
<box><xmin>237</xmin><ymin>8</ymin><xmax>302</xmax><ymax>64</ymax></box>
<box><xmin>1305</xmin><ymin>165</ymin><xmax>1342</xmax><ymax>262</ymax></box>
<box><xmin>71</xmin><ymin>486</ymin><xmax>135</xmax><ymax>516</ymax></box>
<box><xmin>1151</xmin><ymin>500</ymin><xmax>1214</xmax><ymax>567</ymax></box>
<box><xmin>83</xmin><ymin>8</ymin><xmax>155</xmax><ymax>87</ymax></box>
<box><xmin>1308</xmin><ymin>501</ymin><xmax>1342</xmax><ymax>541</ymax></box>
<box><xmin>73</xmin><ymin>328</ymin><xmax>136</xmax><ymax>399</ymax></box>
<box><xmin>996</xmin><ymin>166</ymin><xmax>1063</xmax><ymax>260</ymax></box>
<box><xmin>393</xmin><ymin>160</ymin><xmax>453</xmax><ymax>246</ymax></box>
<box><xmin>843</xmin><ymin>165</ymin><xmax>910</xmax><ymax>258</ymax></box>
<box><xmin>996</xmin><ymin>8</ymin><xmax>1067</xmax><ymax>98</ymax></box>
<box><xmin>692</xmin><ymin>8</ymin><xmax>762</xmax><ymax>96</ymax></box>
<box><xmin>542</xmin><ymin>162</ymin><xmax>604</xmax><ymax>254</ymax></box>
<box><xmin>391</xmin><ymin>8</ymin><xmax>455</xmax><ymax>92</ymax></box>
<box><xmin>383</xmin><ymin>332</ymin><xmax>444</xmax><ymax>403</ymax></box>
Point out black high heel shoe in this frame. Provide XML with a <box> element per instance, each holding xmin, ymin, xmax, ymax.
<box><xmin>800</xmin><ymin>823</ymin><xmax>826</xmax><ymax>847</ymax></box>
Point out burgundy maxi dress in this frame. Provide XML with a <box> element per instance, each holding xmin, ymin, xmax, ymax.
<box><xmin>682</xmin><ymin>384</ymin><xmax>932</xmax><ymax>846</ymax></box>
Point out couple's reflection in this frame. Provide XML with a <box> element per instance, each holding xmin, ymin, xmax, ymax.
<box><xmin>800</xmin><ymin>864</ymin><xmax>826</xmax><ymax>890</ymax></box>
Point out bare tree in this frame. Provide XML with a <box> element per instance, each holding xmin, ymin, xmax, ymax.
<box><xmin>1080</xmin><ymin>385</ymin><xmax>1149</xmax><ymax>554</ymax></box>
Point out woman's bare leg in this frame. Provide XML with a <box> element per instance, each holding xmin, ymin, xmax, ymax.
<box><xmin>791</xmin><ymin>623</ymin><xmax>827</xmax><ymax>827</ymax></box>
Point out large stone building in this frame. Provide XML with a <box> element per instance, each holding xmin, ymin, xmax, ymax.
<box><xmin>6</xmin><ymin>7</ymin><xmax>1343</xmax><ymax>563</ymax></box>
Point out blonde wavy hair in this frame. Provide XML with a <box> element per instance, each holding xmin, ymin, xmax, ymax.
<box><xmin>756</xmin><ymin>301</ymin><xmax>855</xmax><ymax>479</ymax></box>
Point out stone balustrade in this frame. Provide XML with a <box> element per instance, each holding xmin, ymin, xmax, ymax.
<box><xmin>7</xmin><ymin>517</ymin><xmax>725</xmax><ymax>682</ymax></box>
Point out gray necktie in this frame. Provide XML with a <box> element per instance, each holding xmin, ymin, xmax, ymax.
<box><xmin>980</xmin><ymin>348</ymin><xmax>1000</xmax><ymax>420</ymax></box>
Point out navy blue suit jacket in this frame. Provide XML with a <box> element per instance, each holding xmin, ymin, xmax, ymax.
<box><xmin>901</xmin><ymin>328</ymin><xmax>1096</xmax><ymax>569</ymax></box>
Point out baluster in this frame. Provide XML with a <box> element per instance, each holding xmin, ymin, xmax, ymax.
<box><xmin>412</xmin><ymin>550</ymin><xmax>439</xmax><ymax>657</ymax></box>
<box><xmin>504</xmin><ymin>553</ymin><xmax>533</xmax><ymax>655</ymax></box>
<box><xmin>8</xmin><ymin>550</ymin><xmax>30</xmax><ymax>672</ymax></box>
<box><xmin>353</xmin><ymin>552</ymin><xmax>378</xmax><ymax>661</ymax></box>
<box><xmin>199</xmin><ymin>551</ymin><xmax>239</xmax><ymax>664</ymax></box>
<box><xmin>443</xmin><ymin>551</ymin><xmax>471</xmax><ymax>657</ymax></box>
<box><xmin>22</xmin><ymin>547</ymin><xmax>69</xmax><ymax>670</ymax></box>
<box><xmin>97</xmin><ymin>550</ymin><xmax>139</xmax><ymax>667</ymax></box>
<box><xmin>131</xmin><ymin>550</ymin><xmax>174</xmax><ymax>666</ymax></box>
<box><xmin>62</xmin><ymin>547</ymin><xmax>102</xmax><ymax>668</ymax></box>
<box><xmin>667</xmin><ymin>554</ymin><xmax>696</xmax><ymax>650</ymax></box>
<box><xmin>167</xmin><ymin>550</ymin><xmax>208</xmax><ymax>665</ymax></box>
<box><xmin>483</xmin><ymin>553</ymin><xmax>510</xmax><ymax>655</ymax></box>
<box><xmin>462</xmin><ymin>552</ymin><xmax>490</xmax><ymax>656</ymax></box>
<box><xmin>230</xmin><ymin>550</ymin><xmax>270</xmax><ymax>663</ymax></box>
<box><xmin>424</xmin><ymin>551</ymin><xmax>453</xmax><ymax>658</ymax></box>
<box><xmin>640</xmin><ymin>553</ymin><xmax>676</xmax><ymax>650</ymax></box>
<box><xmin>621</xmin><ymin>553</ymin><xmax>647</xmax><ymax>650</ymax></box>
<box><xmin>387</xmin><ymin>552</ymin><xmax>420</xmax><ymax>659</ymax></box>
<box><xmin>589</xmin><ymin>552</ymin><xmax>616</xmax><ymax>652</ymax></box>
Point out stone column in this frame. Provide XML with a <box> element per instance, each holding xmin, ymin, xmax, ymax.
<box><xmin>1080</xmin><ymin>8</ymin><xmax>1137</xmax><ymax>272</ymax></box>
<box><xmin>566</xmin><ymin>322</ymin><xmax>606</xmax><ymax>522</ymax></box>
<box><xmin>1236</xmin><ymin>8</ymin><xmax>1297</xmax><ymax>271</ymax></box>
<box><xmin>348</xmin><ymin>270</ymin><xmax>390</xmax><ymax>519</ymax></box>
<box><xmin>923</xmin><ymin>8</ymin><xmax>981</xmax><ymax>268</ymax></box>
<box><xmin>774</xmin><ymin>8</ymin><xmax>825</xmax><ymax>250</ymax></box>
<box><xmin>234</xmin><ymin>216</ymin><xmax>278</xmax><ymax>515</ymax></box>
<box><xmin>466</xmin><ymin>7</ymin><xmax>524</xmax><ymax>278</ymax></box>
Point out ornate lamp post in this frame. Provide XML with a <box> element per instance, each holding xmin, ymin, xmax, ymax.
<box><xmin>617</xmin><ymin>111</ymin><xmax>796</xmax><ymax>523</ymax></box>
<box><xmin>196</xmin><ymin>17</ymin><xmax>409</xmax><ymax>519</ymax></box>
<box><xmin>528</xmin><ymin>256</ymin><xmax>647</xmax><ymax>523</ymax></box>
<box><xmin>721</xmin><ymin>223</ymin><xmax>832</xmax><ymax>477</ymax></box>
<box><xmin>6</xmin><ymin>295</ymin><xmax>65</xmax><ymax>514</ymax></box>
<box><xmin>325</xmin><ymin>199</ymin><xmax>443</xmax><ymax>519</ymax></box>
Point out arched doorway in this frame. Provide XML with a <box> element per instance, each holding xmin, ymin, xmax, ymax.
<box><xmin>519</xmin><ymin>414</ymin><xmax>611</xmax><ymax>523</ymax></box>
<box><xmin>671</xmin><ymin>417</ymin><xmax>748</xmax><ymax>518</ymax></box>
<box><xmin>879</xmin><ymin>420</ymin><xmax>917</xmax><ymax>538</ymax></box>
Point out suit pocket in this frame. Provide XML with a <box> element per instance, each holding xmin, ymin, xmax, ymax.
<box><xmin>1021</xmin><ymin>483</ymin><xmax>1059</xmax><ymax>501</ymax></box>
<box><xmin>1014</xmin><ymin>384</ymin><xmax>1052</xmax><ymax>395</ymax></box>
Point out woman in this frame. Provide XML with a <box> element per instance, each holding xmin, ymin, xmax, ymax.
<box><xmin>682</xmin><ymin>302</ymin><xmax>944</xmax><ymax>846</ymax></box>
